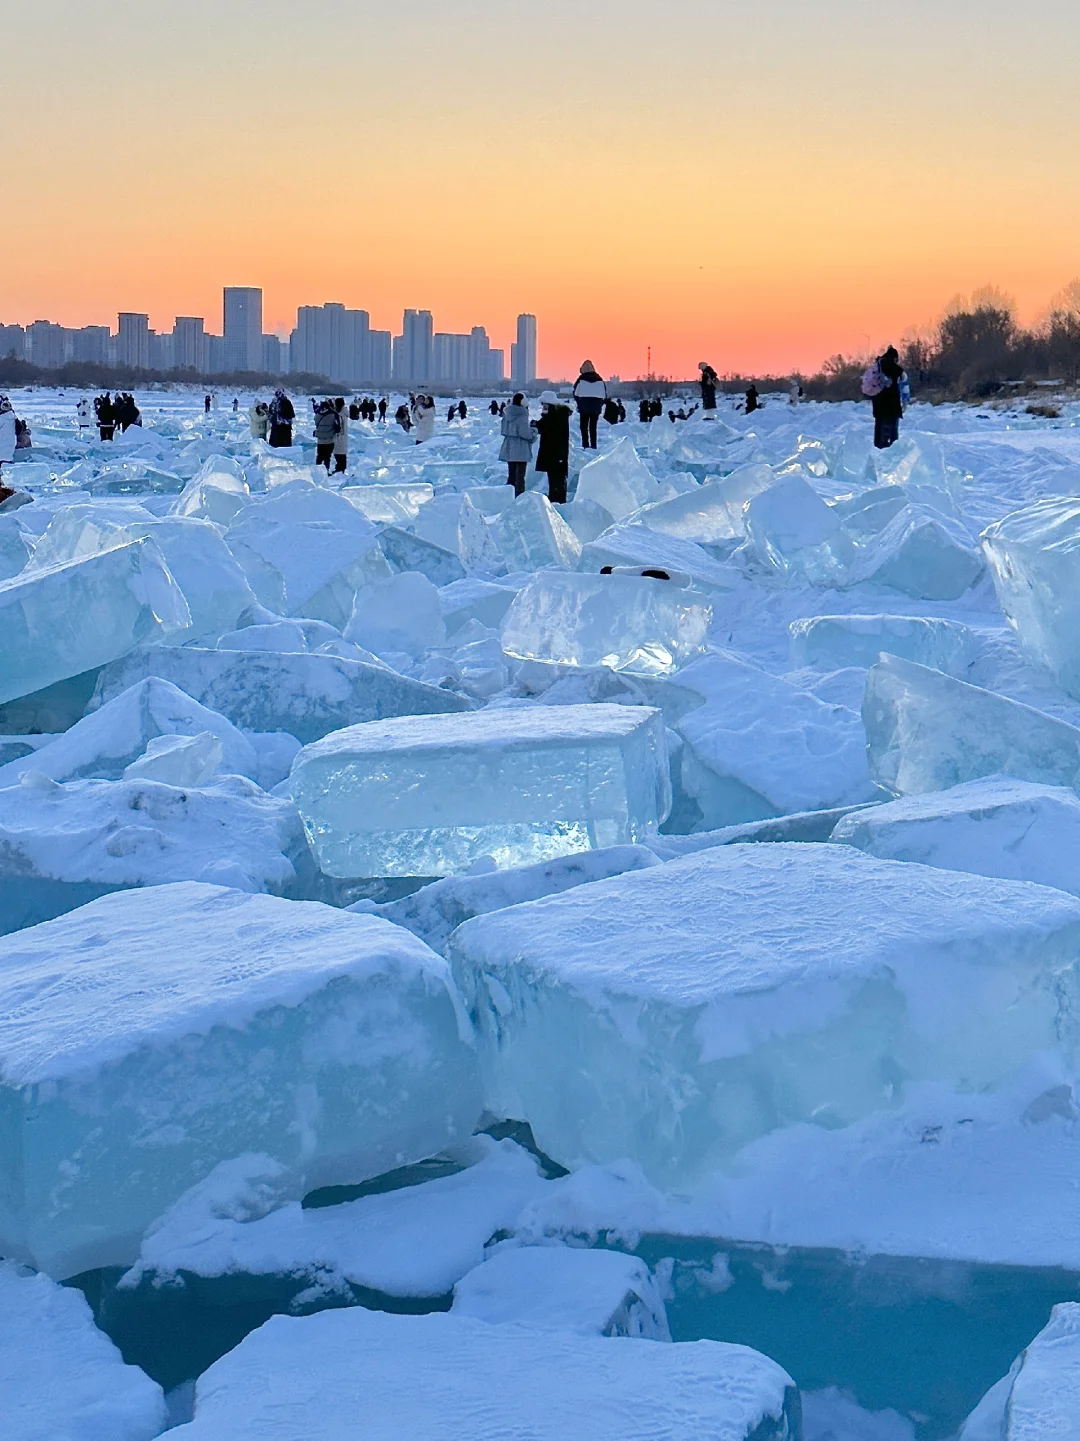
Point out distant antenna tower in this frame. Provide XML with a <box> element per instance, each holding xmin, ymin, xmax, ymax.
<box><xmin>647</xmin><ymin>345</ymin><xmax>652</xmax><ymax>378</ymax></box>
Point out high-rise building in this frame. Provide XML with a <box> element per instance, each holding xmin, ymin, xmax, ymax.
<box><xmin>26</xmin><ymin>320</ymin><xmax>69</xmax><ymax>369</ymax></box>
<box><xmin>368</xmin><ymin>329</ymin><xmax>392</xmax><ymax>384</ymax></box>
<box><xmin>392</xmin><ymin>309</ymin><xmax>434</xmax><ymax>385</ymax></box>
<box><xmin>291</xmin><ymin>303</ymin><xmax>373</xmax><ymax>383</ymax></box>
<box><xmin>116</xmin><ymin>312</ymin><xmax>151</xmax><ymax>369</ymax></box>
<box><xmin>171</xmin><ymin>317</ymin><xmax>206</xmax><ymax>372</ymax></box>
<box><xmin>71</xmin><ymin>326</ymin><xmax>110</xmax><ymax>365</ymax></box>
<box><xmin>0</xmin><ymin>324</ymin><xmax>25</xmax><ymax>360</ymax></box>
<box><xmin>511</xmin><ymin>313</ymin><xmax>537</xmax><ymax>388</ymax></box>
<box><xmin>223</xmin><ymin>286</ymin><xmax>264</xmax><ymax>372</ymax></box>
<box><xmin>262</xmin><ymin>335</ymin><xmax>287</xmax><ymax>375</ymax></box>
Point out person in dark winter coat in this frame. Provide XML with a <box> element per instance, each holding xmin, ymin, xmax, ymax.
<box><xmin>395</xmin><ymin>403</ymin><xmax>412</xmax><ymax>431</ymax></box>
<box><xmin>95</xmin><ymin>392</ymin><xmax>116</xmax><ymax>440</ymax></box>
<box><xmin>204</xmin><ymin>394</ymin><xmax>212</xmax><ymax>414</ymax></box>
<box><xmin>871</xmin><ymin>346</ymin><xmax>904</xmax><ymax>449</ymax></box>
<box><xmin>573</xmin><ymin>360</ymin><xmax>606</xmax><ymax>449</ymax></box>
<box><xmin>744</xmin><ymin>384</ymin><xmax>760</xmax><ymax>414</ymax></box>
<box><xmin>458</xmin><ymin>400</ymin><xmax>467</xmax><ymax>420</ymax></box>
<box><xmin>489</xmin><ymin>399</ymin><xmax>501</xmax><ymax>416</ymax></box>
<box><xmin>699</xmin><ymin>362</ymin><xmax>719</xmax><ymax>410</ymax></box>
<box><xmin>499</xmin><ymin>392</ymin><xmax>534</xmax><ymax>496</ymax></box>
<box><xmin>534</xmin><ymin>390</ymin><xmax>571</xmax><ymax>504</ymax></box>
<box><xmin>378</xmin><ymin>397</ymin><xmax>388</xmax><ymax>423</ymax></box>
<box><xmin>603</xmin><ymin>396</ymin><xmax>620</xmax><ymax>426</ymax></box>
<box><xmin>267</xmin><ymin>389</ymin><xmax>296</xmax><ymax>447</ymax></box>
<box><xmin>638</xmin><ymin>397</ymin><xmax>652</xmax><ymax>423</ymax></box>
<box><xmin>313</xmin><ymin>399</ymin><xmax>340</xmax><ymax>471</ymax></box>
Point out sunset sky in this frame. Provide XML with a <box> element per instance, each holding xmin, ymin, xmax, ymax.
<box><xmin>7</xmin><ymin>0</ymin><xmax>1080</xmax><ymax>379</ymax></box>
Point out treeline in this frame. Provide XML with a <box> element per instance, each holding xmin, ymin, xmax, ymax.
<box><xmin>804</xmin><ymin>283</ymin><xmax>1080</xmax><ymax>403</ymax></box>
<box><xmin>0</xmin><ymin>354</ymin><xmax>335</xmax><ymax>394</ymax></box>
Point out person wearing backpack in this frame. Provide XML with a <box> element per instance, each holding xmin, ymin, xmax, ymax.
<box><xmin>864</xmin><ymin>346</ymin><xmax>904</xmax><ymax>449</ymax></box>
<box><xmin>573</xmin><ymin>360</ymin><xmax>607</xmax><ymax>449</ymax></box>
<box><xmin>534</xmin><ymin>391</ymin><xmax>571</xmax><ymax>504</ymax></box>
<box><xmin>313</xmin><ymin>399</ymin><xmax>340</xmax><ymax>471</ymax></box>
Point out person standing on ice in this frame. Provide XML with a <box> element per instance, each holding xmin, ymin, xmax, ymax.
<box><xmin>378</xmin><ymin>396</ymin><xmax>388</xmax><ymax>423</ymax></box>
<box><xmin>76</xmin><ymin>397</ymin><xmax>91</xmax><ymax>430</ymax></box>
<box><xmin>698</xmin><ymin>362</ymin><xmax>719</xmax><ymax>411</ymax></box>
<box><xmin>500</xmin><ymin>392</ymin><xmax>534</xmax><ymax>496</ymax></box>
<box><xmin>411</xmin><ymin>393</ymin><xmax>436</xmax><ymax>444</ymax></box>
<box><xmin>866</xmin><ymin>346</ymin><xmax>904</xmax><ymax>450</ymax></box>
<box><xmin>0</xmin><ymin>397</ymin><xmax>17</xmax><ymax>483</ymax></box>
<box><xmin>204</xmin><ymin>394</ymin><xmax>212</xmax><ymax>414</ymax></box>
<box><xmin>573</xmin><ymin>360</ymin><xmax>606</xmax><ymax>450</ymax></box>
<box><xmin>333</xmin><ymin>397</ymin><xmax>349</xmax><ymax>474</ymax></box>
<box><xmin>249</xmin><ymin>399</ymin><xmax>269</xmax><ymax>440</ymax></box>
<box><xmin>313</xmin><ymin>399</ymin><xmax>340</xmax><ymax>472</ymax></box>
<box><xmin>267</xmin><ymin>388</ymin><xmax>295</xmax><ymax>447</ymax></box>
<box><xmin>94</xmin><ymin>392</ymin><xmax>116</xmax><ymax>440</ymax></box>
<box><xmin>458</xmin><ymin>400</ymin><xmax>467</xmax><ymax>420</ymax></box>
<box><xmin>744</xmin><ymin>383</ymin><xmax>760</xmax><ymax>414</ymax></box>
<box><xmin>534</xmin><ymin>390</ymin><xmax>571</xmax><ymax>504</ymax></box>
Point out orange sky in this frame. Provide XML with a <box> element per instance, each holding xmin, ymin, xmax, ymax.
<box><xmin>7</xmin><ymin>0</ymin><xmax>1080</xmax><ymax>378</ymax></box>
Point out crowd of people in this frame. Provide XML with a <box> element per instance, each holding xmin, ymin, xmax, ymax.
<box><xmin>87</xmin><ymin>391</ymin><xmax>141</xmax><ymax>441</ymax></box>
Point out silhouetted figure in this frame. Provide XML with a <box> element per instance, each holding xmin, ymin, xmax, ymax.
<box><xmin>313</xmin><ymin>399</ymin><xmax>339</xmax><ymax>472</ymax></box>
<box><xmin>744</xmin><ymin>384</ymin><xmax>760</xmax><ymax>414</ymax></box>
<box><xmin>117</xmin><ymin>393</ymin><xmax>141</xmax><ymax>431</ymax></box>
<box><xmin>349</xmin><ymin>400</ymin><xmax>361</xmax><ymax>421</ymax></box>
<box><xmin>333</xmin><ymin>398</ymin><xmax>349</xmax><ymax>474</ymax></box>
<box><xmin>699</xmin><ymin>362</ymin><xmax>719</xmax><ymax>411</ymax></box>
<box><xmin>232</xmin><ymin>397</ymin><xmax>239</xmax><ymax>412</ymax></box>
<box><xmin>378</xmin><ymin>397</ymin><xmax>388</xmax><ymax>423</ymax></box>
<box><xmin>616</xmin><ymin>399</ymin><xmax>626</xmax><ymax>422</ymax></box>
<box><xmin>573</xmin><ymin>360</ymin><xmax>606</xmax><ymax>450</ymax></box>
<box><xmin>95</xmin><ymin>392</ymin><xmax>116</xmax><ymax>440</ymax></box>
<box><xmin>448</xmin><ymin>404</ymin><xmax>457</xmax><ymax>423</ymax></box>
<box><xmin>489</xmin><ymin>399</ymin><xmax>500</xmax><ymax>416</ymax></box>
<box><xmin>458</xmin><ymin>400</ymin><xmax>467</xmax><ymax>420</ymax></box>
<box><xmin>534</xmin><ymin>390</ymin><xmax>571</xmax><ymax>505</ymax></box>
<box><xmin>603</xmin><ymin>396</ymin><xmax>620</xmax><ymax>426</ymax></box>
<box><xmin>204</xmin><ymin>394</ymin><xmax>211</xmax><ymax>414</ymax></box>
<box><xmin>395</xmin><ymin>403</ymin><xmax>412</xmax><ymax>431</ymax></box>
<box><xmin>500</xmin><ymin>392</ymin><xmax>534</xmax><ymax>496</ymax></box>
<box><xmin>639</xmin><ymin>398</ymin><xmax>651</xmax><ymax>423</ymax></box>
<box><xmin>650</xmin><ymin>398</ymin><xmax>663</xmax><ymax>420</ymax></box>
<box><xmin>267</xmin><ymin>389</ymin><xmax>295</xmax><ymax>447</ymax></box>
<box><xmin>868</xmin><ymin>346</ymin><xmax>904</xmax><ymax>449</ymax></box>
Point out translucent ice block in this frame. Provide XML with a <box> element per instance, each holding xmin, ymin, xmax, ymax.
<box><xmin>173</xmin><ymin>1309</ymin><xmax>797</xmax><ymax>1441</ymax></box>
<box><xmin>501</xmin><ymin>572</ymin><xmax>711</xmax><ymax>677</ymax></box>
<box><xmin>845</xmin><ymin>505</ymin><xmax>983</xmax><ymax>601</ymax></box>
<box><xmin>345</xmin><ymin>571</ymin><xmax>446</xmax><ymax>657</ymax></box>
<box><xmin>494</xmin><ymin>492</ymin><xmax>582</xmax><ymax>571</ymax></box>
<box><xmin>578</xmin><ymin>525</ymin><xmax>739</xmax><ymax>592</ymax></box>
<box><xmin>863</xmin><ymin>654</ymin><xmax>1080</xmax><ymax>796</ymax></box>
<box><xmin>173</xmin><ymin>458</ymin><xmax>251</xmax><ymax>525</ymax></box>
<box><xmin>745</xmin><ymin>474</ymin><xmax>851</xmax><ymax>583</ymax></box>
<box><xmin>574</xmin><ymin>437</ymin><xmax>665</xmax><ymax>519</ymax></box>
<box><xmin>981</xmin><ymin>497</ymin><xmax>1080</xmax><ymax>700</ymax></box>
<box><xmin>0</xmin><ymin>883</ymin><xmax>482</xmax><ymax>1276</ymax></box>
<box><xmin>449</xmin><ymin>843</ymin><xmax>1080</xmax><ymax>1187</ymax></box>
<box><xmin>289</xmin><ymin>703</ymin><xmax>671</xmax><ymax>877</ymax></box>
<box><xmin>340</xmin><ymin>482</ymin><xmax>434</xmax><ymax>526</ymax></box>
<box><xmin>635</xmin><ymin>463</ymin><xmax>777</xmax><ymax>544</ymax></box>
<box><xmin>789</xmin><ymin>614</ymin><xmax>977</xmax><ymax>676</ymax></box>
<box><xmin>0</xmin><ymin>539</ymin><xmax>188</xmax><ymax>706</ymax></box>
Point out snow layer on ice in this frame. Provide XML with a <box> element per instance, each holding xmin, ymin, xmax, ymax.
<box><xmin>960</xmin><ymin>1303</ymin><xmax>1080</xmax><ymax>1440</ymax></box>
<box><xmin>789</xmin><ymin>613</ymin><xmax>976</xmax><ymax>676</ymax></box>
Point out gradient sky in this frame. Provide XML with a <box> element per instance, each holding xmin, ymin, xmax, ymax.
<box><xmin>6</xmin><ymin>0</ymin><xmax>1080</xmax><ymax>379</ymax></box>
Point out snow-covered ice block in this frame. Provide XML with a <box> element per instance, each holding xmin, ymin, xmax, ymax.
<box><xmin>574</xmin><ymin>437</ymin><xmax>666</xmax><ymax>519</ymax></box>
<box><xmin>0</xmin><ymin>884</ymin><xmax>482</xmax><ymax>1276</ymax></box>
<box><xmin>789</xmin><ymin>613</ymin><xmax>976</xmax><ymax>676</ymax></box>
<box><xmin>660</xmin><ymin>653</ymin><xmax>878</xmax><ymax>828</ymax></box>
<box><xmin>450</xmin><ymin>843</ymin><xmax>1080</xmax><ymax>1186</ymax></box>
<box><xmin>745</xmin><ymin>473</ymin><xmax>850</xmax><ymax>582</ymax></box>
<box><xmin>494</xmin><ymin>491</ymin><xmax>582</xmax><ymax>571</ymax></box>
<box><xmin>0</xmin><ymin>676</ymin><xmax>256</xmax><ymax>787</ymax></box>
<box><xmin>173</xmin><ymin>458</ymin><xmax>250</xmax><ymax>525</ymax></box>
<box><xmin>374</xmin><ymin>845</ymin><xmax>660</xmax><ymax>954</ymax></box>
<box><xmin>502</xmin><ymin>572</ymin><xmax>711</xmax><ymax>677</ymax></box>
<box><xmin>123</xmin><ymin>729</ymin><xmax>224</xmax><ymax>785</ymax></box>
<box><xmin>122</xmin><ymin>1136</ymin><xmax>547</xmax><ymax>1301</ymax></box>
<box><xmin>0</xmin><ymin>539</ymin><xmax>188</xmax><ymax>706</ymax></box>
<box><xmin>453</xmin><ymin>1246</ymin><xmax>671</xmax><ymax>1340</ymax></box>
<box><xmin>345</xmin><ymin>571</ymin><xmax>446</xmax><ymax>657</ymax></box>
<box><xmin>832</xmin><ymin>777</ymin><xmax>1080</xmax><ymax>897</ymax></box>
<box><xmin>960</xmin><ymin>1304</ymin><xmax>1080</xmax><ymax>1441</ymax></box>
<box><xmin>864</xmin><ymin>654</ymin><xmax>1080</xmax><ymax>796</ymax></box>
<box><xmin>0</xmin><ymin>1262</ymin><xmax>165</xmax><ymax>1441</ymax></box>
<box><xmin>226</xmin><ymin>482</ymin><xmax>390</xmax><ymax>628</ymax></box>
<box><xmin>439</xmin><ymin>577</ymin><xmax>519</xmax><ymax>635</ymax></box>
<box><xmin>845</xmin><ymin>505</ymin><xmax>984</xmax><ymax>600</ymax></box>
<box><xmin>339</xmin><ymin>481</ymin><xmax>433</xmax><ymax>526</ymax></box>
<box><xmin>579</xmin><ymin>524</ymin><xmax>739</xmax><ymax>592</ymax></box>
<box><xmin>982</xmin><ymin>497</ymin><xmax>1080</xmax><ymax>700</ymax></box>
<box><xmin>635</xmin><ymin>463</ymin><xmax>776</xmax><ymax>544</ymax></box>
<box><xmin>554</xmin><ymin>497</ymin><xmax>614</xmax><ymax>544</ymax></box>
<box><xmin>289</xmin><ymin>704</ymin><xmax>671</xmax><ymax>878</ymax></box>
<box><xmin>378</xmin><ymin>525</ymin><xmax>467</xmax><ymax>585</ymax></box>
<box><xmin>457</xmin><ymin>492</ymin><xmax>507</xmax><ymax>574</ymax></box>
<box><xmin>92</xmin><ymin>645</ymin><xmax>471</xmax><ymax>745</ymax></box>
<box><xmin>171</xmin><ymin>1308</ymin><xmax>797</xmax><ymax>1441</ymax></box>
<box><xmin>833</xmin><ymin>484</ymin><xmax>908</xmax><ymax>538</ymax></box>
<box><xmin>0</xmin><ymin>774</ymin><xmax>305</xmax><ymax>933</ymax></box>
<box><xmin>0</xmin><ymin>515</ymin><xmax>34</xmax><ymax>580</ymax></box>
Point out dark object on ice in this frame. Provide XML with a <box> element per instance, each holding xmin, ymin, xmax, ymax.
<box><xmin>94</xmin><ymin>392</ymin><xmax>115</xmax><ymax>441</ymax></box>
<box><xmin>395</xmin><ymin>404</ymin><xmax>412</xmax><ymax>431</ymax></box>
<box><xmin>313</xmin><ymin>399</ymin><xmax>340</xmax><ymax>471</ymax></box>
<box><xmin>447</xmin><ymin>404</ymin><xmax>457</xmax><ymax>423</ymax></box>
<box><xmin>600</xmin><ymin>565</ymin><xmax>673</xmax><ymax>581</ymax></box>
<box><xmin>349</xmin><ymin>402</ymin><xmax>361</xmax><ymax>421</ymax></box>
<box><xmin>573</xmin><ymin>360</ymin><xmax>606</xmax><ymax>450</ymax></box>
<box><xmin>745</xmin><ymin>384</ymin><xmax>761</xmax><ymax>414</ymax></box>
<box><xmin>489</xmin><ymin>399</ymin><xmax>500</xmax><ymax>415</ymax></box>
<box><xmin>204</xmin><ymin>394</ymin><xmax>211</xmax><ymax>413</ymax></box>
<box><xmin>871</xmin><ymin>346</ymin><xmax>904</xmax><ymax>450</ymax></box>
<box><xmin>534</xmin><ymin>391</ymin><xmax>571</xmax><ymax>505</ymax></box>
<box><xmin>378</xmin><ymin>397</ymin><xmax>388</xmax><ymax>422</ymax></box>
<box><xmin>267</xmin><ymin>388</ymin><xmax>295</xmax><ymax>447</ymax></box>
<box><xmin>639</xmin><ymin>398</ymin><xmax>652</xmax><ymax>423</ymax></box>
<box><xmin>458</xmin><ymin>400</ymin><xmax>467</xmax><ymax>420</ymax></box>
<box><xmin>603</xmin><ymin>396</ymin><xmax>620</xmax><ymax>426</ymax></box>
<box><xmin>116</xmin><ymin>393</ymin><xmax>140</xmax><ymax>432</ymax></box>
<box><xmin>699</xmin><ymin>361</ymin><xmax>719</xmax><ymax>410</ymax></box>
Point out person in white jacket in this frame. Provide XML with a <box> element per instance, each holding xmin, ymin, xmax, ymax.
<box><xmin>76</xmin><ymin>397</ymin><xmax>91</xmax><ymax>430</ymax></box>
<box><xmin>411</xmin><ymin>393</ymin><xmax>436</xmax><ymax>444</ymax></box>
<box><xmin>333</xmin><ymin>397</ymin><xmax>349</xmax><ymax>473</ymax></box>
<box><xmin>572</xmin><ymin>360</ymin><xmax>606</xmax><ymax>450</ymax></box>
<box><xmin>0</xmin><ymin>397</ymin><xmax>17</xmax><ymax>481</ymax></box>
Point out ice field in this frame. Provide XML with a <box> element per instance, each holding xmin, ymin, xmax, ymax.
<box><xmin>6</xmin><ymin>387</ymin><xmax>1080</xmax><ymax>1435</ymax></box>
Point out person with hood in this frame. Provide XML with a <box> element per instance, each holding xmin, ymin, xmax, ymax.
<box><xmin>500</xmin><ymin>392</ymin><xmax>534</xmax><ymax>496</ymax></box>
<box><xmin>76</xmin><ymin>397</ymin><xmax>91</xmax><ymax>430</ymax></box>
<box><xmin>699</xmin><ymin>362</ymin><xmax>719</xmax><ymax>411</ymax></box>
<box><xmin>412</xmin><ymin>393</ymin><xmax>436</xmax><ymax>444</ymax></box>
<box><xmin>638</xmin><ymin>397</ymin><xmax>652</xmax><ymax>423</ymax></box>
<box><xmin>489</xmin><ymin>399</ymin><xmax>501</xmax><ymax>416</ymax></box>
<box><xmin>249</xmin><ymin>400</ymin><xmax>269</xmax><ymax>440</ymax></box>
<box><xmin>744</xmin><ymin>384</ymin><xmax>760</xmax><ymax>414</ymax></box>
<box><xmin>333</xmin><ymin>397</ymin><xmax>349</xmax><ymax>473</ymax></box>
<box><xmin>534</xmin><ymin>390</ymin><xmax>571</xmax><ymax>504</ymax></box>
<box><xmin>204</xmin><ymin>394</ymin><xmax>212</xmax><ymax>414</ymax></box>
<box><xmin>870</xmin><ymin>346</ymin><xmax>904</xmax><ymax>449</ymax></box>
<box><xmin>573</xmin><ymin>360</ymin><xmax>606</xmax><ymax>450</ymax></box>
<box><xmin>603</xmin><ymin>395</ymin><xmax>620</xmax><ymax>426</ymax></box>
<box><xmin>268</xmin><ymin>389</ymin><xmax>295</xmax><ymax>447</ymax></box>
<box><xmin>94</xmin><ymin>392</ymin><xmax>116</xmax><ymax>441</ymax></box>
<box><xmin>447</xmin><ymin>403</ymin><xmax>457</xmax><ymax>424</ymax></box>
<box><xmin>313</xmin><ymin>399</ymin><xmax>340</xmax><ymax>471</ymax></box>
<box><xmin>458</xmin><ymin>400</ymin><xmax>467</xmax><ymax>420</ymax></box>
<box><xmin>378</xmin><ymin>397</ymin><xmax>388</xmax><ymax>423</ymax></box>
<box><xmin>0</xmin><ymin>397</ymin><xmax>16</xmax><ymax>482</ymax></box>
<box><xmin>395</xmin><ymin>402</ymin><xmax>412</xmax><ymax>431</ymax></box>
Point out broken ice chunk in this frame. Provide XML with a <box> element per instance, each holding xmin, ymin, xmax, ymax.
<box><xmin>578</xmin><ymin>525</ymin><xmax>739</xmax><ymax>592</ymax></box>
<box><xmin>0</xmin><ymin>539</ymin><xmax>189</xmax><ymax>706</ymax></box>
<box><xmin>501</xmin><ymin>572</ymin><xmax>711</xmax><ymax>677</ymax></box>
<box><xmin>289</xmin><ymin>703</ymin><xmax>671</xmax><ymax>877</ymax></box>
<box><xmin>345</xmin><ymin>571</ymin><xmax>447</xmax><ymax>657</ymax></box>
<box><xmin>863</xmin><ymin>653</ymin><xmax>1080</xmax><ymax>796</ymax></box>
<box><xmin>789</xmin><ymin>613</ymin><xmax>976</xmax><ymax>676</ymax></box>
<box><xmin>339</xmin><ymin>481</ymin><xmax>434</xmax><ymax>526</ymax></box>
<box><xmin>452</xmin><ymin>1246</ymin><xmax>671</xmax><ymax>1340</ymax></box>
<box><xmin>123</xmin><ymin>730</ymin><xmax>225</xmax><ymax>786</ymax></box>
<box><xmin>745</xmin><ymin>473</ymin><xmax>851</xmax><ymax>582</ymax></box>
<box><xmin>959</xmin><ymin>1304</ymin><xmax>1080</xmax><ymax>1440</ymax></box>
<box><xmin>634</xmin><ymin>463</ymin><xmax>776</xmax><ymax>545</ymax></box>
<box><xmin>844</xmin><ymin>505</ymin><xmax>984</xmax><ymax>601</ymax></box>
<box><xmin>0</xmin><ymin>883</ymin><xmax>482</xmax><ymax>1276</ymax></box>
<box><xmin>574</xmin><ymin>437</ymin><xmax>666</xmax><ymax>519</ymax></box>
<box><xmin>982</xmin><ymin>497</ymin><xmax>1080</xmax><ymax>700</ymax></box>
<box><xmin>450</xmin><ymin>843</ymin><xmax>1080</xmax><ymax>1186</ymax></box>
<box><xmin>494</xmin><ymin>491</ymin><xmax>582</xmax><ymax>571</ymax></box>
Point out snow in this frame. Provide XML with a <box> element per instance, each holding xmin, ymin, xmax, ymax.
<box><xmin>0</xmin><ymin>1262</ymin><xmax>165</xmax><ymax>1441</ymax></box>
<box><xmin>0</xmin><ymin>883</ymin><xmax>481</xmax><ymax>1275</ymax></box>
<box><xmin>960</xmin><ymin>1303</ymin><xmax>1080</xmax><ymax>1439</ymax></box>
<box><xmin>170</xmin><ymin>1309</ymin><xmax>797</xmax><ymax>1441</ymax></box>
<box><xmin>289</xmin><ymin>703</ymin><xmax>671</xmax><ymax>877</ymax></box>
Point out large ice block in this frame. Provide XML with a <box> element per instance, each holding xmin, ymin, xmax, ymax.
<box><xmin>289</xmin><ymin>703</ymin><xmax>671</xmax><ymax>877</ymax></box>
<box><xmin>501</xmin><ymin>572</ymin><xmax>711</xmax><ymax>677</ymax></box>
<box><xmin>340</xmin><ymin>481</ymin><xmax>434</xmax><ymax>526</ymax></box>
<box><xmin>0</xmin><ymin>516</ymin><xmax>33</xmax><ymax>581</ymax></box>
<box><xmin>745</xmin><ymin>473</ymin><xmax>850</xmax><ymax>582</ymax></box>
<box><xmin>0</xmin><ymin>1262</ymin><xmax>165</xmax><ymax>1441</ymax></box>
<box><xmin>345</xmin><ymin>571</ymin><xmax>446</xmax><ymax>657</ymax></box>
<box><xmin>578</xmin><ymin>524</ymin><xmax>740</xmax><ymax>592</ymax></box>
<box><xmin>378</xmin><ymin>525</ymin><xmax>467</xmax><ymax>585</ymax></box>
<box><xmin>91</xmin><ymin>645</ymin><xmax>472</xmax><ymax>745</ymax></box>
<box><xmin>173</xmin><ymin>457</ymin><xmax>251</xmax><ymax>525</ymax></box>
<box><xmin>172</xmin><ymin>1309</ymin><xmax>798</xmax><ymax>1441</ymax></box>
<box><xmin>981</xmin><ymin>497</ymin><xmax>1080</xmax><ymax>700</ymax></box>
<box><xmin>832</xmin><ymin>776</ymin><xmax>1080</xmax><ymax>897</ymax></box>
<box><xmin>960</xmin><ymin>1304</ymin><xmax>1080</xmax><ymax>1440</ymax></box>
<box><xmin>845</xmin><ymin>505</ymin><xmax>984</xmax><ymax>600</ymax></box>
<box><xmin>863</xmin><ymin>654</ymin><xmax>1080</xmax><ymax>796</ymax></box>
<box><xmin>635</xmin><ymin>462</ymin><xmax>777</xmax><ymax>544</ymax></box>
<box><xmin>133</xmin><ymin>518</ymin><xmax>255</xmax><ymax>643</ymax></box>
<box><xmin>789</xmin><ymin>613</ymin><xmax>976</xmax><ymax>676</ymax></box>
<box><xmin>0</xmin><ymin>883</ymin><xmax>482</xmax><ymax>1276</ymax></box>
<box><xmin>0</xmin><ymin>539</ymin><xmax>189</xmax><ymax>706</ymax></box>
<box><xmin>494</xmin><ymin>491</ymin><xmax>582</xmax><ymax>570</ymax></box>
<box><xmin>574</xmin><ymin>437</ymin><xmax>666</xmax><ymax>519</ymax></box>
<box><xmin>449</xmin><ymin>843</ymin><xmax>1080</xmax><ymax>1186</ymax></box>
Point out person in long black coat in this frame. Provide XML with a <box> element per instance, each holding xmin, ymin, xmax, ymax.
<box><xmin>534</xmin><ymin>391</ymin><xmax>571</xmax><ymax>504</ymax></box>
<box><xmin>872</xmin><ymin>346</ymin><xmax>904</xmax><ymax>449</ymax></box>
<box><xmin>268</xmin><ymin>389</ymin><xmax>296</xmax><ymax>447</ymax></box>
